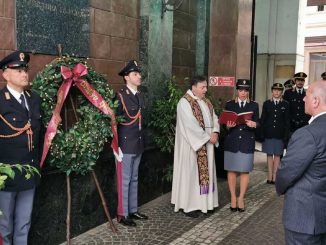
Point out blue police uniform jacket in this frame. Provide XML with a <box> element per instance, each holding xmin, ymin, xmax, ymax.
<box><xmin>223</xmin><ymin>99</ymin><xmax>259</xmax><ymax>154</ymax></box>
<box><xmin>0</xmin><ymin>87</ymin><xmax>43</xmax><ymax>192</ymax></box>
<box><xmin>260</xmin><ymin>99</ymin><xmax>290</xmax><ymax>141</ymax></box>
<box><xmin>283</xmin><ymin>88</ymin><xmax>310</xmax><ymax>132</ymax></box>
<box><xmin>116</xmin><ymin>86</ymin><xmax>144</xmax><ymax>155</ymax></box>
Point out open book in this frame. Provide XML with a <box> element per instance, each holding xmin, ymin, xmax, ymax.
<box><xmin>219</xmin><ymin>110</ymin><xmax>253</xmax><ymax>125</ymax></box>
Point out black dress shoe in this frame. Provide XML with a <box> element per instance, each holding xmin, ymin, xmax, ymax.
<box><xmin>271</xmin><ymin>181</ymin><xmax>275</xmax><ymax>184</ymax></box>
<box><xmin>230</xmin><ymin>207</ymin><xmax>238</xmax><ymax>212</ymax></box>
<box><xmin>266</xmin><ymin>180</ymin><xmax>272</xmax><ymax>184</ymax></box>
<box><xmin>237</xmin><ymin>207</ymin><xmax>245</xmax><ymax>212</ymax></box>
<box><xmin>130</xmin><ymin>212</ymin><xmax>148</xmax><ymax>220</ymax></box>
<box><xmin>117</xmin><ymin>216</ymin><xmax>137</xmax><ymax>226</ymax></box>
<box><xmin>184</xmin><ymin>211</ymin><xmax>200</xmax><ymax>218</ymax></box>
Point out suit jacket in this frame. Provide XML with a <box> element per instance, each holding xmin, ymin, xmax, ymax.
<box><xmin>116</xmin><ymin>86</ymin><xmax>145</xmax><ymax>155</ymax></box>
<box><xmin>223</xmin><ymin>99</ymin><xmax>259</xmax><ymax>154</ymax></box>
<box><xmin>283</xmin><ymin>88</ymin><xmax>310</xmax><ymax>132</ymax></box>
<box><xmin>276</xmin><ymin>113</ymin><xmax>326</xmax><ymax>235</ymax></box>
<box><xmin>0</xmin><ymin>87</ymin><xmax>43</xmax><ymax>192</ymax></box>
<box><xmin>260</xmin><ymin>99</ymin><xmax>290</xmax><ymax>141</ymax></box>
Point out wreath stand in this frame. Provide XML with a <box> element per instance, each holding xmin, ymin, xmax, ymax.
<box><xmin>63</xmin><ymin>99</ymin><xmax>117</xmax><ymax>244</ymax></box>
<box><xmin>55</xmin><ymin>45</ymin><xmax>117</xmax><ymax>245</ymax></box>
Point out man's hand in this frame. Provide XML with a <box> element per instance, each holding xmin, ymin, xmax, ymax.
<box><xmin>210</xmin><ymin>132</ymin><xmax>219</xmax><ymax>144</ymax></box>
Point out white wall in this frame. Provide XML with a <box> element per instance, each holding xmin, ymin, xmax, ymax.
<box><xmin>255</xmin><ymin>0</ymin><xmax>307</xmax><ymax>103</ymax></box>
<box><xmin>256</xmin><ymin>0</ymin><xmax>306</xmax><ymax>55</ymax></box>
<box><xmin>305</xmin><ymin>6</ymin><xmax>326</xmax><ymax>37</ymax></box>
<box><xmin>255</xmin><ymin>0</ymin><xmax>270</xmax><ymax>53</ymax></box>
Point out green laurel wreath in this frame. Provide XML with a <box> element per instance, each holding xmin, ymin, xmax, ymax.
<box><xmin>32</xmin><ymin>56</ymin><xmax>119</xmax><ymax>175</ymax></box>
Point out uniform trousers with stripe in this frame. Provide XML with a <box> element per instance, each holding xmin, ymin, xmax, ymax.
<box><xmin>0</xmin><ymin>188</ymin><xmax>35</xmax><ymax>245</ymax></box>
<box><xmin>116</xmin><ymin>153</ymin><xmax>142</xmax><ymax>217</ymax></box>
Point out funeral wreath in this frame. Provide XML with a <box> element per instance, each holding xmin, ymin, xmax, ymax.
<box><xmin>32</xmin><ymin>56</ymin><xmax>119</xmax><ymax>175</ymax></box>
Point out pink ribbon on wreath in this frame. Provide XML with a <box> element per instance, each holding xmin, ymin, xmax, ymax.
<box><xmin>40</xmin><ymin>63</ymin><xmax>121</xmax><ymax>168</ymax></box>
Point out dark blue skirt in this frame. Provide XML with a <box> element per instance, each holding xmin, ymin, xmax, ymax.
<box><xmin>224</xmin><ymin>151</ymin><xmax>254</xmax><ymax>173</ymax></box>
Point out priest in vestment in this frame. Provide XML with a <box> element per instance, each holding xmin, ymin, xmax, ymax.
<box><xmin>171</xmin><ymin>75</ymin><xmax>220</xmax><ymax>217</ymax></box>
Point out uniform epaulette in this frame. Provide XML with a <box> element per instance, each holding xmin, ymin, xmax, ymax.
<box><xmin>4</xmin><ymin>92</ymin><xmax>11</xmax><ymax>100</ymax></box>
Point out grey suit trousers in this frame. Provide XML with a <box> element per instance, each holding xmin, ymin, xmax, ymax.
<box><xmin>0</xmin><ymin>188</ymin><xmax>35</xmax><ymax>245</ymax></box>
<box><xmin>285</xmin><ymin>228</ymin><xmax>326</xmax><ymax>245</ymax></box>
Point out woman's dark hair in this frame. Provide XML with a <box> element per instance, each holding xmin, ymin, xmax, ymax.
<box><xmin>189</xmin><ymin>75</ymin><xmax>207</xmax><ymax>89</ymax></box>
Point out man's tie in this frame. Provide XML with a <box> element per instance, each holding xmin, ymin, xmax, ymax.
<box><xmin>20</xmin><ymin>94</ymin><xmax>29</xmax><ymax>116</ymax></box>
<box><xmin>275</xmin><ymin>100</ymin><xmax>278</xmax><ymax>106</ymax></box>
<box><xmin>241</xmin><ymin>101</ymin><xmax>244</xmax><ymax>108</ymax></box>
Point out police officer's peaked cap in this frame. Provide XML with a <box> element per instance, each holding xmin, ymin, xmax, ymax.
<box><xmin>0</xmin><ymin>51</ymin><xmax>30</xmax><ymax>70</ymax></box>
<box><xmin>118</xmin><ymin>60</ymin><xmax>141</xmax><ymax>76</ymax></box>
<box><xmin>284</xmin><ymin>79</ymin><xmax>294</xmax><ymax>88</ymax></box>
<box><xmin>293</xmin><ymin>72</ymin><xmax>307</xmax><ymax>80</ymax></box>
<box><xmin>271</xmin><ymin>82</ymin><xmax>284</xmax><ymax>90</ymax></box>
<box><xmin>236</xmin><ymin>79</ymin><xmax>251</xmax><ymax>89</ymax></box>
<box><xmin>321</xmin><ymin>71</ymin><xmax>326</xmax><ymax>80</ymax></box>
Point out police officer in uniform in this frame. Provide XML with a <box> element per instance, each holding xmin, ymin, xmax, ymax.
<box><xmin>260</xmin><ymin>83</ymin><xmax>290</xmax><ymax>184</ymax></box>
<box><xmin>283</xmin><ymin>79</ymin><xmax>294</xmax><ymax>92</ymax></box>
<box><xmin>321</xmin><ymin>71</ymin><xmax>326</xmax><ymax>81</ymax></box>
<box><xmin>115</xmin><ymin>60</ymin><xmax>148</xmax><ymax>226</ymax></box>
<box><xmin>223</xmin><ymin>79</ymin><xmax>259</xmax><ymax>212</ymax></box>
<box><xmin>283</xmin><ymin>72</ymin><xmax>310</xmax><ymax>133</ymax></box>
<box><xmin>0</xmin><ymin>51</ymin><xmax>43</xmax><ymax>245</ymax></box>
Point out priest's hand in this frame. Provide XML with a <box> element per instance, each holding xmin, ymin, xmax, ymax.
<box><xmin>210</xmin><ymin>132</ymin><xmax>218</xmax><ymax>144</ymax></box>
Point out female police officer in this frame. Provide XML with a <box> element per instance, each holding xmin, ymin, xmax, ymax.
<box><xmin>223</xmin><ymin>79</ymin><xmax>259</xmax><ymax>212</ymax></box>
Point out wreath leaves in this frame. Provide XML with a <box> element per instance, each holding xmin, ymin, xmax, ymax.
<box><xmin>32</xmin><ymin>55</ymin><xmax>118</xmax><ymax>175</ymax></box>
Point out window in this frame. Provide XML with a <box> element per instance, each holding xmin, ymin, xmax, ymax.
<box><xmin>317</xmin><ymin>5</ymin><xmax>325</xmax><ymax>11</ymax></box>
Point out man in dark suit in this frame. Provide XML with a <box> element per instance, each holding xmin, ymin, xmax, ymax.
<box><xmin>276</xmin><ymin>81</ymin><xmax>326</xmax><ymax>244</ymax></box>
<box><xmin>283</xmin><ymin>72</ymin><xmax>310</xmax><ymax>133</ymax></box>
<box><xmin>0</xmin><ymin>51</ymin><xmax>43</xmax><ymax>245</ymax></box>
<box><xmin>115</xmin><ymin>60</ymin><xmax>148</xmax><ymax>226</ymax></box>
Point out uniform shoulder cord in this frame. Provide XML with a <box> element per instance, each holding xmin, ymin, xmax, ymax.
<box><xmin>118</xmin><ymin>93</ymin><xmax>142</xmax><ymax>129</ymax></box>
<box><xmin>0</xmin><ymin>114</ymin><xmax>33</xmax><ymax>152</ymax></box>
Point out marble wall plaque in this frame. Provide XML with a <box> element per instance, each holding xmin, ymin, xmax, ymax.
<box><xmin>16</xmin><ymin>0</ymin><xmax>90</xmax><ymax>57</ymax></box>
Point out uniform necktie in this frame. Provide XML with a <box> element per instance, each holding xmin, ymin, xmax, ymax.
<box><xmin>241</xmin><ymin>101</ymin><xmax>244</xmax><ymax>108</ymax></box>
<box><xmin>275</xmin><ymin>100</ymin><xmax>278</xmax><ymax>106</ymax></box>
<box><xmin>20</xmin><ymin>94</ymin><xmax>29</xmax><ymax>115</ymax></box>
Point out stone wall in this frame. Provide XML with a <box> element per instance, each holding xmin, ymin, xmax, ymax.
<box><xmin>172</xmin><ymin>0</ymin><xmax>197</xmax><ymax>85</ymax></box>
<box><xmin>88</xmin><ymin>0</ymin><xmax>140</xmax><ymax>92</ymax></box>
<box><xmin>0</xmin><ymin>0</ymin><xmax>17</xmax><ymax>86</ymax></box>
<box><xmin>0</xmin><ymin>0</ymin><xmax>140</xmax><ymax>91</ymax></box>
